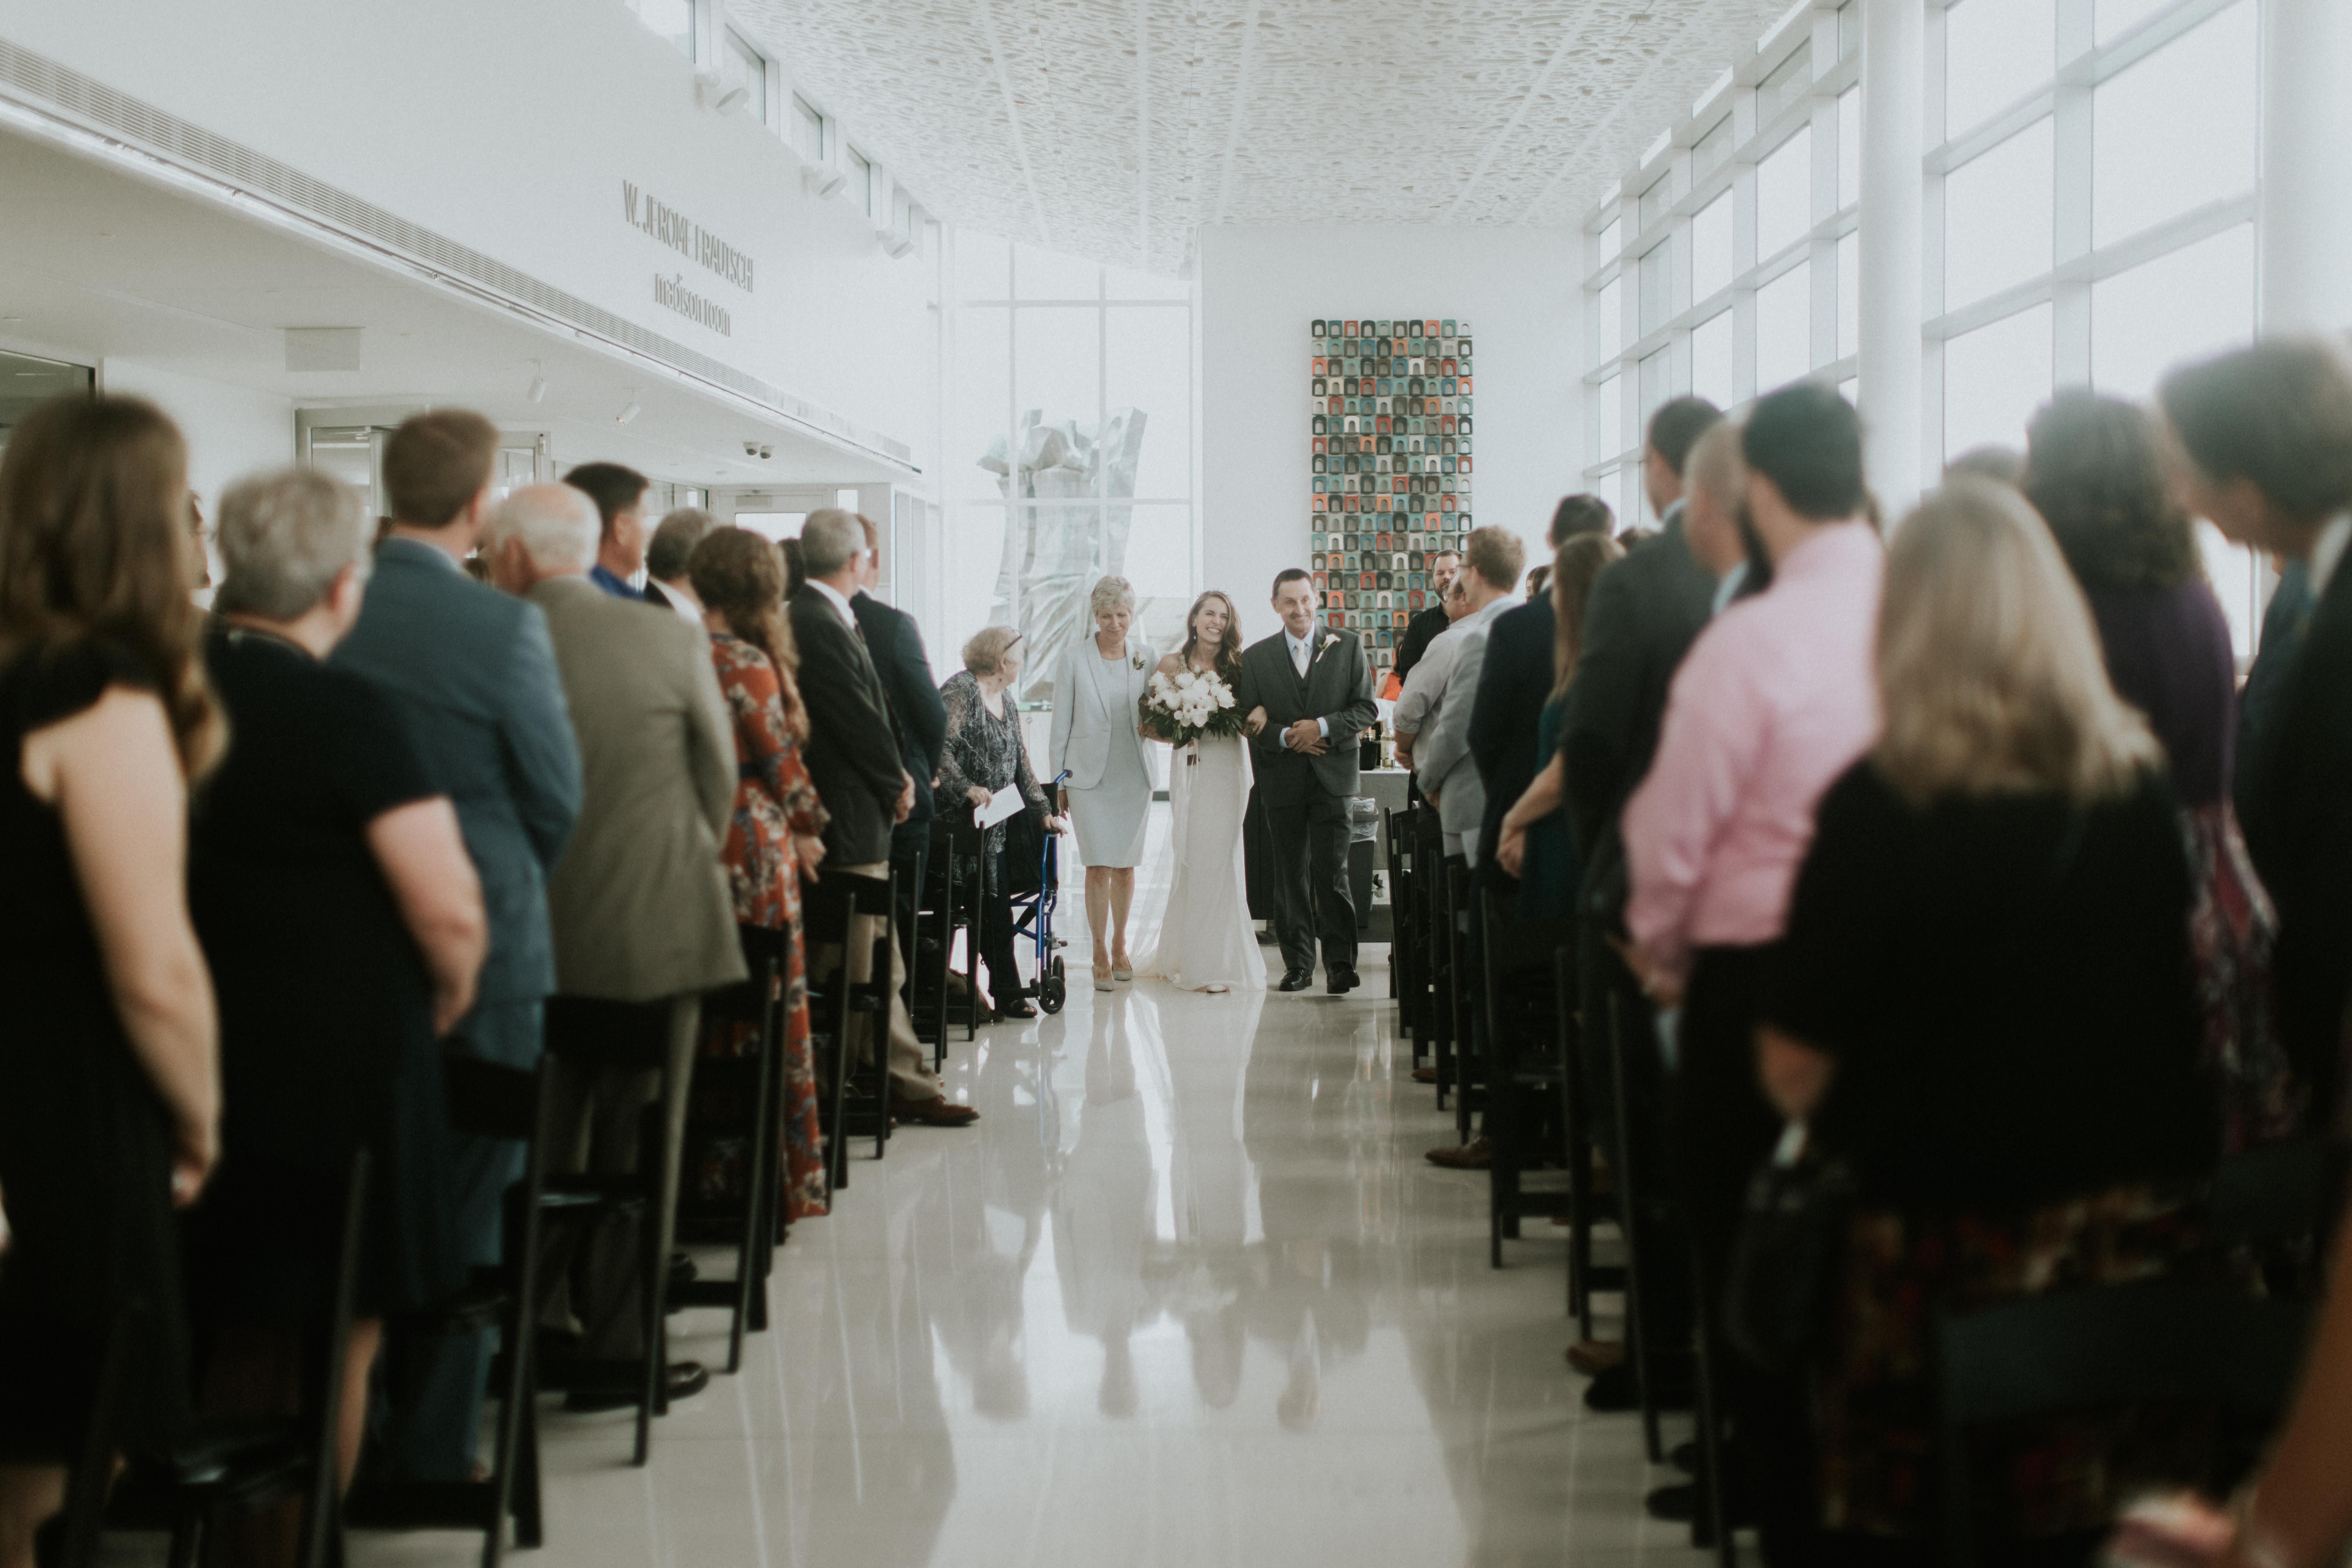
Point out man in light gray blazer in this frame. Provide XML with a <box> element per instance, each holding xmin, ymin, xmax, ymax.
<box><xmin>482</xmin><ymin>483</ymin><xmax>744</xmax><ymax>1406</ymax></box>
<box><xmin>331</xmin><ymin>411</ymin><xmax>583</xmax><ymax>1482</ymax></box>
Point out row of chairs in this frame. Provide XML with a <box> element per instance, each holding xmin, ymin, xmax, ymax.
<box><xmin>54</xmin><ymin>863</ymin><xmax>931</xmax><ymax>1568</ymax></box>
<box><xmin>1381</xmin><ymin>800</ymin><xmax>2338</xmax><ymax>1567</ymax></box>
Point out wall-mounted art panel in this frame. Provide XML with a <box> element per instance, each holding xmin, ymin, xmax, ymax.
<box><xmin>1305</xmin><ymin>316</ymin><xmax>1475</xmax><ymax>674</ymax></box>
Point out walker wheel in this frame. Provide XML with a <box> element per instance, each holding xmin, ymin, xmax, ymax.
<box><xmin>1040</xmin><ymin>957</ymin><xmax>1066</xmax><ymax>1014</ymax></box>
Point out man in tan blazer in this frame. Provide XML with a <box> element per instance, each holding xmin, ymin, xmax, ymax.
<box><xmin>482</xmin><ymin>483</ymin><xmax>744</xmax><ymax>1407</ymax></box>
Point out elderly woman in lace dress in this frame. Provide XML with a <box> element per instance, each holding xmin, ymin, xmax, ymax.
<box><xmin>939</xmin><ymin>626</ymin><xmax>1065</xmax><ymax>1022</ymax></box>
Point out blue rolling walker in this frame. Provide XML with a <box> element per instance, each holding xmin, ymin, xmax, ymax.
<box><xmin>1009</xmin><ymin>769</ymin><xmax>1071</xmax><ymax>1013</ymax></box>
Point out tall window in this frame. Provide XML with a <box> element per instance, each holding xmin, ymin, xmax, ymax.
<box><xmin>846</xmin><ymin>147</ymin><xmax>874</xmax><ymax>217</ymax></box>
<box><xmin>789</xmin><ymin>94</ymin><xmax>825</xmax><ymax>164</ymax></box>
<box><xmin>1580</xmin><ymin>0</ymin><xmax>2261</xmax><ymax>650</ymax></box>
<box><xmin>949</xmin><ymin>236</ymin><xmax>1197</xmax><ymax>701</ymax></box>
<box><xmin>721</xmin><ymin>29</ymin><xmax>767</xmax><ymax>122</ymax></box>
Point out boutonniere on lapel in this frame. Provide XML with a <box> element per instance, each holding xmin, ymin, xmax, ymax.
<box><xmin>1132</xmin><ymin>650</ymin><xmax>1148</xmax><ymax>672</ymax></box>
<box><xmin>1312</xmin><ymin>631</ymin><xmax>1338</xmax><ymax>665</ymax></box>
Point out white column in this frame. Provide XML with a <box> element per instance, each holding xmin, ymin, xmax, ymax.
<box><xmin>2259</xmin><ymin>0</ymin><xmax>2352</xmax><ymax>334</ymax></box>
<box><xmin>1857</xmin><ymin>0</ymin><xmax>1925</xmax><ymax>518</ymax></box>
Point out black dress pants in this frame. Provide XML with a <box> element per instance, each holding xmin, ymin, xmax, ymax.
<box><xmin>979</xmin><ymin>846</ymin><xmax>1025</xmax><ymax>1010</ymax></box>
<box><xmin>1264</xmin><ymin>789</ymin><xmax>1355</xmax><ymax>974</ymax></box>
<box><xmin>1670</xmin><ymin>942</ymin><xmax>1816</xmax><ymax>1565</ymax></box>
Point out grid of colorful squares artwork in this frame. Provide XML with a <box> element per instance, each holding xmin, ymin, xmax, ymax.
<box><xmin>1307</xmin><ymin>316</ymin><xmax>1474</xmax><ymax>674</ymax></box>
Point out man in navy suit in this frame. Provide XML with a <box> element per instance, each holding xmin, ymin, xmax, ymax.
<box><xmin>334</xmin><ymin>409</ymin><xmax>583</xmax><ymax>1482</ymax></box>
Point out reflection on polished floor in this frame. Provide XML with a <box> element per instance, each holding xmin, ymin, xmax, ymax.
<box><xmin>132</xmin><ymin>825</ymin><xmax>1708</xmax><ymax>1568</ymax></box>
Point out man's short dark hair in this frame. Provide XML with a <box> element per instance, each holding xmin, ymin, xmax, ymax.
<box><xmin>1742</xmin><ymin>382</ymin><xmax>1865</xmax><ymax>521</ymax></box>
<box><xmin>1430</xmin><ymin>547</ymin><xmax>1461</xmax><ymax>562</ymax></box>
<box><xmin>561</xmin><ymin>462</ymin><xmax>651</xmax><ymax>540</ymax></box>
<box><xmin>1645</xmin><ymin>396</ymin><xmax>1725</xmax><ymax>477</ymax></box>
<box><xmin>1548</xmin><ymin>493</ymin><xmax>1615</xmax><ymax>546</ymax></box>
<box><xmin>2160</xmin><ymin>339</ymin><xmax>2352</xmax><ymax>521</ymax></box>
<box><xmin>1272</xmin><ymin>567</ymin><xmax>1312</xmax><ymax>598</ymax></box>
<box><xmin>383</xmin><ymin>410</ymin><xmax>498</xmax><ymax>529</ymax></box>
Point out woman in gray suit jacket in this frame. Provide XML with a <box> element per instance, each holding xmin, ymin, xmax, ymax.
<box><xmin>1049</xmin><ymin>575</ymin><xmax>1154</xmax><ymax>989</ymax></box>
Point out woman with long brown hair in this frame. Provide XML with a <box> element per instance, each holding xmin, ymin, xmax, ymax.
<box><xmin>1494</xmin><ymin>530</ymin><xmax>1625</xmax><ymax>915</ymax></box>
<box><xmin>0</xmin><ymin>396</ymin><xmax>224</xmax><ymax>1568</ymax></box>
<box><xmin>686</xmin><ymin>526</ymin><xmax>831</xmax><ymax>1222</ymax></box>
<box><xmin>1135</xmin><ymin>589</ymin><xmax>1267</xmax><ymax>994</ymax></box>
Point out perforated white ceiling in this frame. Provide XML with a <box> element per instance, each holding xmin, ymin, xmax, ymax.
<box><xmin>735</xmin><ymin>0</ymin><xmax>1797</xmax><ymax>275</ymax></box>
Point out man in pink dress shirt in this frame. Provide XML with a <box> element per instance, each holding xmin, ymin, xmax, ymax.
<box><xmin>1619</xmin><ymin>381</ymin><xmax>1882</xmax><ymax>1555</ymax></box>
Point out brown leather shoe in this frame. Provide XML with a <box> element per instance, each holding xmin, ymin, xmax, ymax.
<box><xmin>1425</xmin><ymin>1135</ymin><xmax>1491</xmax><ymax>1170</ymax></box>
<box><xmin>1565</xmin><ymin>1339</ymin><xmax>1625</xmax><ymax>1376</ymax></box>
<box><xmin>1410</xmin><ymin>1065</ymin><xmax>1438</xmax><ymax>1084</ymax></box>
<box><xmin>891</xmin><ymin>1095</ymin><xmax>979</xmax><ymax>1127</ymax></box>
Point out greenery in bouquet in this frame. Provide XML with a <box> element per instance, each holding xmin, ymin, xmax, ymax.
<box><xmin>1139</xmin><ymin>665</ymin><xmax>1250</xmax><ymax>746</ymax></box>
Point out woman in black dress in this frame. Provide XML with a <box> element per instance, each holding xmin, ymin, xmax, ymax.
<box><xmin>1759</xmin><ymin>479</ymin><xmax>2220</xmax><ymax>1564</ymax></box>
<box><xmin>0</xmin><ymin>396</ymin><xmax>225</xmax><ymax>1567</ymax></box>
<box><xmin>187</xmin><ymin>467</ymin><xmax>485</xmax><ymax>1511</ymax></box>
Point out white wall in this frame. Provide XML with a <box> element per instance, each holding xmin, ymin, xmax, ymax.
<box><xmin>99</xmin><ymin>358</ymin><xmax>293</xmax><ymax>532</ymax></box>
<box><xmin>1199</xmin><ymin>226</ymin><xmax>1584</xmax><ymax>644</ymax></box>
<box><xmin>1</xmin><ymin>0</ymin><xmax>935</xmax><ymax>464</ymax></box>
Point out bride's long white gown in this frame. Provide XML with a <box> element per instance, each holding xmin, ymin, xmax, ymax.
<box><xmin>1139</xmin><ymin>734</ymin><xmax>1267</xmax><ymax>992</ymax></box>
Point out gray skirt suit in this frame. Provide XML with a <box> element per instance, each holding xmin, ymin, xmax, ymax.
<box><xmin>1049</xmin><ymin>637</ymin><xmax>1154</xmax><ymax>868</ymax></box>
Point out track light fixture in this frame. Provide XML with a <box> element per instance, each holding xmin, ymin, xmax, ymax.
<box><xmin>615</xmin><ymin>391</ymin><xmax>641</xmax><ymax>425</ymax></box>
<box><xmin>526</xmin><ymin>361</ymin><xmax>547</xmax><ymax>403</ymax></box>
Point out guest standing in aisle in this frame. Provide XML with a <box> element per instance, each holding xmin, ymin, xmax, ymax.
<box><xmin>481</xmin><ymin>484</ymin><xmax>743</xmax><ymax>1408</ymax></box>
<box><xmin>1236</xmin><ymin>569</ymin><xmax>1377</xmax><ymax>994</ymax></box>
<box><xmin>687</xmin><ymin>526</ymin><xmax>833</xmax><ymax>1221</ymax></box>
<box><xmin>1620</xmin><ymin>382</ymin><xmax>1883</xmax><ymax>1556</ymax></box>
<box><xmin>2162</xmin><ymin>339</ymin><xmax>2352</xmax><ymax>1131</ymax></box>
<box><xmin>1392</xmin><ymin>547</ymin><xmax>1462</xmax><ymax>681</ymax></box>
<box><xmin>332</xmin><ymin>409</ymin><xmax>582</xmax><ymax>1484</ymax></box>
<box><xmin>188</xmin><ymin>467</ymin><xmax>485</xmax><ymax>1527</ymax></box>
<box><xmin>640</xmin><ymin>506</ymin><xmax>716</xmax><ymax>622</ymax></box>
<box><xmin>1760</xmin><ymin>478</ymin><xmax>2217</xmax><ymax>1563</ymax></box>
<box><xmin>2025</xmin><ymin>391</ymin><xmax>2290</xmax><ymax>1147</ymax></box>
<box><xmin>0</xmin><ymin>396</ymin><xmax>225</xmax><ymax>1568</ymax></box>
<box><xmin>848</xmin><ymin>514</ymin><xmax>948</xmax><ymax>975</ymax></box>
<box><xmin>1050</xmin><ymin>575</ymin><xmax>1154</xmax><ymax>990</ymax></box>
<box><xmin>789</xmin><ymin>509</ymin><xmax>975</xmax><ymax>1124</ymax></box>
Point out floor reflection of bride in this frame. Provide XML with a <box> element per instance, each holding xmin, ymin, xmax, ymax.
<box><xmin>1137</xmin><ymin>590</ymin><xmax>1269</xmax><ymax>994</ymax></box>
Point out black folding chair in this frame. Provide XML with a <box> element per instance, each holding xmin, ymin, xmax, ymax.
<box><xmin>1444</xmin><ymin>858</ymin><xmax>1480</xmax><ymax>1142</ymax></box>
<box><xmin>86</xmin><ymin>1152</ymin><xmax>370</xmax><ymax>1568</ymax></box>
<box><xmin>1555</xmin><ymin>947</ymin><xmax>1622</xmax><ymax>1338</ymax></box>
<box><xmin>1477</xmin><ymin>890</ymin><xmax>1574</xmax><ymax>1265</ymax></box>
<box><xmin>672</xmin><ymin>925</ymin><xmax>789</xmax><ymax>1372</ymax></box>
<box><xmin>805</xmin><ymin>868</ymin><xmax>897</xmax><ymax>1190</ymax></box>
<box><xmin>1934</xmin><ymin>1282</ymin><xmax>2312</xmax><ymax>1568</ymax></box>
<box><xmin>1385</xmin><ymin>806</ymin><xmax>1425</xmax><ymax>1057</ymax></box>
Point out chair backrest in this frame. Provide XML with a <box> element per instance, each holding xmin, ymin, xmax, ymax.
<box><xmin>544</xmin><ymin>995</ymin><xmax>675</xmax><ymax>1072</ymax></box>
<box><xmin>705</xmin><ymin>925</ymin><xmax>787</xmax><ymax>1027</ymax></box>
<box><xmin>442</xmin><ymin>1054</ymin><xmax>544</xmax><ymax>1142</ymax></box>
<box><xmin>2210</xmin><ymin>1137</ymin><xmax>2334</xmax><ymax>1250</ymax></box>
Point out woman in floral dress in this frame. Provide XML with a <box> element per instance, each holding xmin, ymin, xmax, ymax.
<box><xmin>687</xmin><ymin>527</ymin><xmax>830</xmax><ymax>1221</ymax></box>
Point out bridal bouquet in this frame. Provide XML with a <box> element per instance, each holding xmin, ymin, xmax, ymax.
<box><xmin>1140</xmin><ymin>666</ymin><xmax>1248</xmax><ymax>746</ymax></box>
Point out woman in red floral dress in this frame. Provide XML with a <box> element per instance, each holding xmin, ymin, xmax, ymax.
<box><xmin>687</xmin><ymin>527</ymin><xmax>831</xmax><ymax>1221</ymax></box>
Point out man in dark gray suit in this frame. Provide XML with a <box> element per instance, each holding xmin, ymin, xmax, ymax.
<box><xmin>790</xmin><ymin>509</ymin><xmax>974</xmax><ymax>1124</ymax></box>
<box><xmin>332</xmin><ymin>409</ymin><xmax>583</xmax><ymax>1482</ymax></box>
<box><xmin>1236</xmin><ymin>568</ymin><xmax>1377</xmax><ymax>994</ymax></box>
<box><xmin>1554</xmin><ymin>394</ymin><xmax>1719</xmax><ymax>1424</ymax></box>
<box><xmin>848</xmin><ymin>513</ymin><xmax>948</xmax><ymax>965</ymax></box>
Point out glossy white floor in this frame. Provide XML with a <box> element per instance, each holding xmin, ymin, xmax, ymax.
<box><xmin>111</xmin><ymin>811</ymin><xmax>1713</xmax><ymax>1568</ymax></box>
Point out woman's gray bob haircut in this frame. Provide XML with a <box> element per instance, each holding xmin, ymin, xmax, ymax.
<box><xmin>214</xmin><ymin>466</ymin><xmax>369</xmax><ymax>620</ymax></box>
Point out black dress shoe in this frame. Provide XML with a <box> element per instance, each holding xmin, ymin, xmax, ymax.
<box><xmin>1326</xmin><ymin>964</ymin><xmax>1360</xmax><ymax>994</ymax></box>
<box><xmin>1279</xmin><ymin>968</ymin><xmax>1313</xmax><ymax>992</ymax></box>
<box><xmin>562</xmin><ymin>1359</ymin><xmax>710</xmax><ymax>1412</ymax></box>
<box><xmin>1581</xmin><ymin>1357</ymin><xmax>1695</xmax><ymax>1413</ymax></box>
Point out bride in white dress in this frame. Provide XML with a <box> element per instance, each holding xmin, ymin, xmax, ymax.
<box><xmin>1137</xmin><ymin>592</ymin><xmax>1268</xmax><ymax>994</ymax></box>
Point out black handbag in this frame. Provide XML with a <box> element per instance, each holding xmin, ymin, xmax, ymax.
<box><xmin>1723</xmin><ymin>1126</ymin><xmax>1856</xmax><ymax>1378</ymax></box>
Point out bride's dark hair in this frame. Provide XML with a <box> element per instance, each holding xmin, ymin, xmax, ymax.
<box><xmin>1180</xmin><ymin>590</ymin><xmax>1244</xmax><ymax>680</ymax></box>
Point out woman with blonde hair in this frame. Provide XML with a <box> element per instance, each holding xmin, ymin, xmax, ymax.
<box><xmin>1494</xmin><ymin>531</ymin><xmax>1625</xmax><ymax>915</ymax></box>
<box><xmin>0</xmin><ymin>396</ymin><xmax>225</xmax><ymax>1568</ymax></box>
<box><xmin>1758</xmin><ymin>479</ymin><xmax>2218</xmax><ymax>1563</ymax></box>
<box><xmin>687</xmin><ymin>526</ymin><xmax>831</xmax><ymax>1222</ymax></box>
<box><xmin>1048</xmin><ymin>575</ymin><xmax>1153</xmax><ymax>989</ymax></box>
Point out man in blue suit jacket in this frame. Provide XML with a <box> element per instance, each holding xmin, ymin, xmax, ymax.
<box><xmin>334</xmin><ymin>410</ymin><xmax>583</xmax><ymax>1483</ymax></box>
